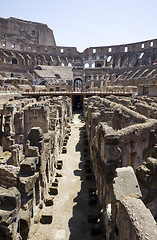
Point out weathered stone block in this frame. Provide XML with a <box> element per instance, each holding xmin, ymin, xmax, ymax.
<box><xmin>104</xmin><ymin>145</ymin><xmax>121</xmax><ymax>161</ymax></box>
<box><xmin>18</xmin><ymin>173</ymin><xmax>39</xmax><ymax>193</ymax></box>
<box><xmin>0</xmin><ymin>186</ymin><xmax>21</xmax><ymax>239</ymax></box>
<box><xmin>113</xmin><ymin>166</ymin><xmax>141</xmax><ymax>201</ymax></box>
<box><xmin>20</xmin><ymin>157</ymin><xmax>39</xmax><ymax>176</ymax></box>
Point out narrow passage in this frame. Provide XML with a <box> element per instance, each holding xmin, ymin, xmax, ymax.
<box><xmin>28</xmin><ymin>113</ymin><xmax>105</xmax><ymax>240</ymax></box>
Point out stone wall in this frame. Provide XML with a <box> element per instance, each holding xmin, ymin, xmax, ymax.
<box><xmin>0</xmin><ymin>17</ymin><xmax>56</xmax><ymax>50</ymax></box>
<box><xmin>83</xmin><ymin>96</ymin><xmax>157</xmax><ymax>240</ymax></box>
<box><xmin>0</xmin><ymin>95</ymin><xmax>72</xmax><ymax>239</ymax></box>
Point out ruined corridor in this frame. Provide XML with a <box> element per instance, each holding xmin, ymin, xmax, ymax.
<box><xmin>28</xmin><ymin>113</ymin><xmax>104</xmax><ymax>240</ymax></box>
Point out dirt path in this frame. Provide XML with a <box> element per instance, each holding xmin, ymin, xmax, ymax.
<box><xmin>28</xmin><ymin>113</ymin><xmax>104</xmax><ymax>240</ymax></box>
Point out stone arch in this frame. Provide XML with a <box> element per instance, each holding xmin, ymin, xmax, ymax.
<box><xmin>68</xmin><ymin>62</ymin><xmax>72</xmax><ymax>67</ymax></box>
<box><xmin>74</xmin><ymin>78</ymin><xmax>83</xmax><ymax>91</ymax></box>
<box><xmin>84</xmin><ymin>63</ymin><xmax>89</xmax><ymax>68</ymax></box>
<box><xmin>129</xmin><ymin>54</ymin><xmax>138</xmax><ymax>67</ymax></box>
<box><xmin>28</xmin><ymin>53</ymin><xmax>37</xmax><ymax>65</ymax></box>
<box><xmin>67</xmin><ymin>57</ymin><xmax>74</xmax><ymax>66</ymax></box>
<box><xmin>92</xmin><ymin>62</ymin><xmax>95</xmax><ymax>68</ymax></box>
<box><xmin>16</xmin><ymin>52</ymin><xmax>25</xmax><ymax>65</ymax></box>
<box><xmin>45</xmin><ymin>55</ymin><xmax>52</xmax><ymax>66</ymax></box>
<box><xmin>12</xmin><ymin>58</ymin><xmax>17</xmax><ymax>64</ymax></box>
<box><xmin>60</xmin><ymin>56</ymin><xmax>67</xmax><ymax>66</ymax></box>
<box><xmin>1</xmin><ymin>50</ymin><xmax>12</xmax><ymax>64</ymax></box>
<box><xmin>52</xmin><ymin>56</ymin><xmax>59</xmax><ymax>66</ymax></box>
<box><xmin>95</xmin><ymin>61</ymin><xmax>103</xmax><ymax>67</ymax></box>
<box><xmin>36</xmin><ymin>54</ymin><xmax>44</xmax><ymax>65</ymax></box>
<box><xmin>120</xmin><ymin>54</ymin><xmax>129</xmax><ymax>67</ymax></box>
<box><xmin>20</xmin><ymin>53</ymin><xmax>31</xmax><ymax>65</ymax></box>
<box><xmin>113</xmin><ymin>54</ymin><xmax>121</xmax><ymax>68</ymax></box>
<box><xmin>144</xmin><ymin>50</ymin><xmax>153</xmax><ymax>66</ymax></box>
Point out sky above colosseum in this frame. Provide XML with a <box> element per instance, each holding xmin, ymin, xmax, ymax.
<box><xmin>1</xmin><ymin>0</ymin><xmax>157</xmax><ymax>52</ymax></box>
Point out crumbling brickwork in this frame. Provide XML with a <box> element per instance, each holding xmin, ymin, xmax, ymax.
<box><xmin>0</xmin><ymin>96</ymin><xmax>72</xmax><ymax>239</ymax></box>
<box><xmin>84</xmin><ymin>96</ymin><xmax>157</xmax><ymax>240</ymax></box>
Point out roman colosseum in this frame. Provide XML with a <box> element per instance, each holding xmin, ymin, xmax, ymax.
<box><xmin>0</xmin><ymin>17</ymin><xmax>157</xmax><ymax>240</ymax></box>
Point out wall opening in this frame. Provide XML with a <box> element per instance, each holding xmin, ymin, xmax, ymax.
<box><xmin>12</xmin><ymin>58</ymin><xmax>17</xmax><ymax>64</ymax></box>
<box><xmin>74</xmin><ymin>79</ymin><xmax>83</xmax><ymax>92</ymax></box>
<box><xmin>72</xmin><ymin>95</ymin><xmax>83</xmax><ymax>111</ymax></box>
<box><xmin>11</xmin><ymin>43</ymin><xmax>15</xmax><ymax>49</ymax></box>
<box><xmin>18</xmin><ymin>219</ymin><xmax>29</xmax><ymax>240</ymax></box>
<box><xmin>141</xmin><ymin>43</ymin><xmax>144</xmax><ymax>49</ymax></box>
<box><xmin>35</xmin><ymin>178</ymin><xmax>40</xmax><ymax>205</ymax></box>
<box><xmin>107</xmin><ymin>56</ymin><xmax>112</xmax><ymax>62</ymax></box>
<box><xmin>2</xmin><ymin>42</ymin><xmax>6</xmax><ymax>47</ymax></box>
<box><xmin>150</xmin><ymin>41</ymin><xmax>154</xmax><ymax>47</ymax></box>
<box><xmin>92</xmin><ymin>62</ymin><xmax>95</xmax><ymax>68</ymax></box>
<box><xmin>93</xmin><ymin>48</ymin><xmax>96</xmax><ymax>53</ymax></box>
<box><xmin>96</xmin><ymin>63</ymin><xmax>102</xmax><ymax>67</ymax></box>
<box><xmin>84</xmin><ymin>63</ymin><xmax>89</xmax><ymax>68</ymax></box>
<box><xmin>125</xmin><ymin>46</ymin><xmax>128</xmax><ymax>52</ymax></box>
<box><xmin>68</xmin><ymin>62</ymin><xmax>72</xmax><ymax>67</ymax></box>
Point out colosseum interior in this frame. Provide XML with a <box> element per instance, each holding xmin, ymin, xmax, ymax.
<box><xmin>0</xmin><ymin>17</ymin><xmax>157</xmax><ymax>240</ymax></box>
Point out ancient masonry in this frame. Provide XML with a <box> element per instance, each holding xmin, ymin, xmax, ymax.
<box><xmin>0</xmin><ymin>17</ymin><xmax>157</xmax><ymax>240</ymax></box>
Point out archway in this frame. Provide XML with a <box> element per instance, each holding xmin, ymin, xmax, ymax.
<box><xmin>96</xmin><ymin>63</ymin><xmax>102</xmax><ymax>67</ymax></box>
<box><xmin>12</xmin><ymin>58</ymin><xmax>17</xmax><ymax>64</ymax></box>
<box><xmin>74</xmin><ymin>79</ymin><xmax>83</xmax><ymax>92</ymax></box>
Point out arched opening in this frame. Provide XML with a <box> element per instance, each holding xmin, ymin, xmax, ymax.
<box><xmin>12</xmin><ymin>58</ymin><xmax>17</xmax><ymax>64</ymax></box>
<box><xmin>84</xmin><ymin>63</ymin><xmax>89</xmax><ymax>68</ymax></box>
<box><xmin>92</xmin><ymin>62</ymin><xmax>95</xmax><ymax>68</ymax></box>
<box><xmin>74</xmin><ymin>79</ymin><xmax>83</xmax><ymax>92</ymax></box>
<box><xmin>68</xmin><ymin>62</ymin><xmax>72</xmax><ymax>67</ymax></box>
<box><xmin>96</xmin><ymin>63</ymin><xmax>102</xmax><ymax>67</ymax></box>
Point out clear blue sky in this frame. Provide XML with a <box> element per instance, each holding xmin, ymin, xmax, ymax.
<box><xmin>1</xmin><ymin>0</ymin><xmax>157</xmax><ymax>52</ymax></box>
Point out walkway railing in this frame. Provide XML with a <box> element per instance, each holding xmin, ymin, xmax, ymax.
<box><xmin>0</xmin><ymin>89</ymin><xmax>133</xmax><ymax>96</ymax></box>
